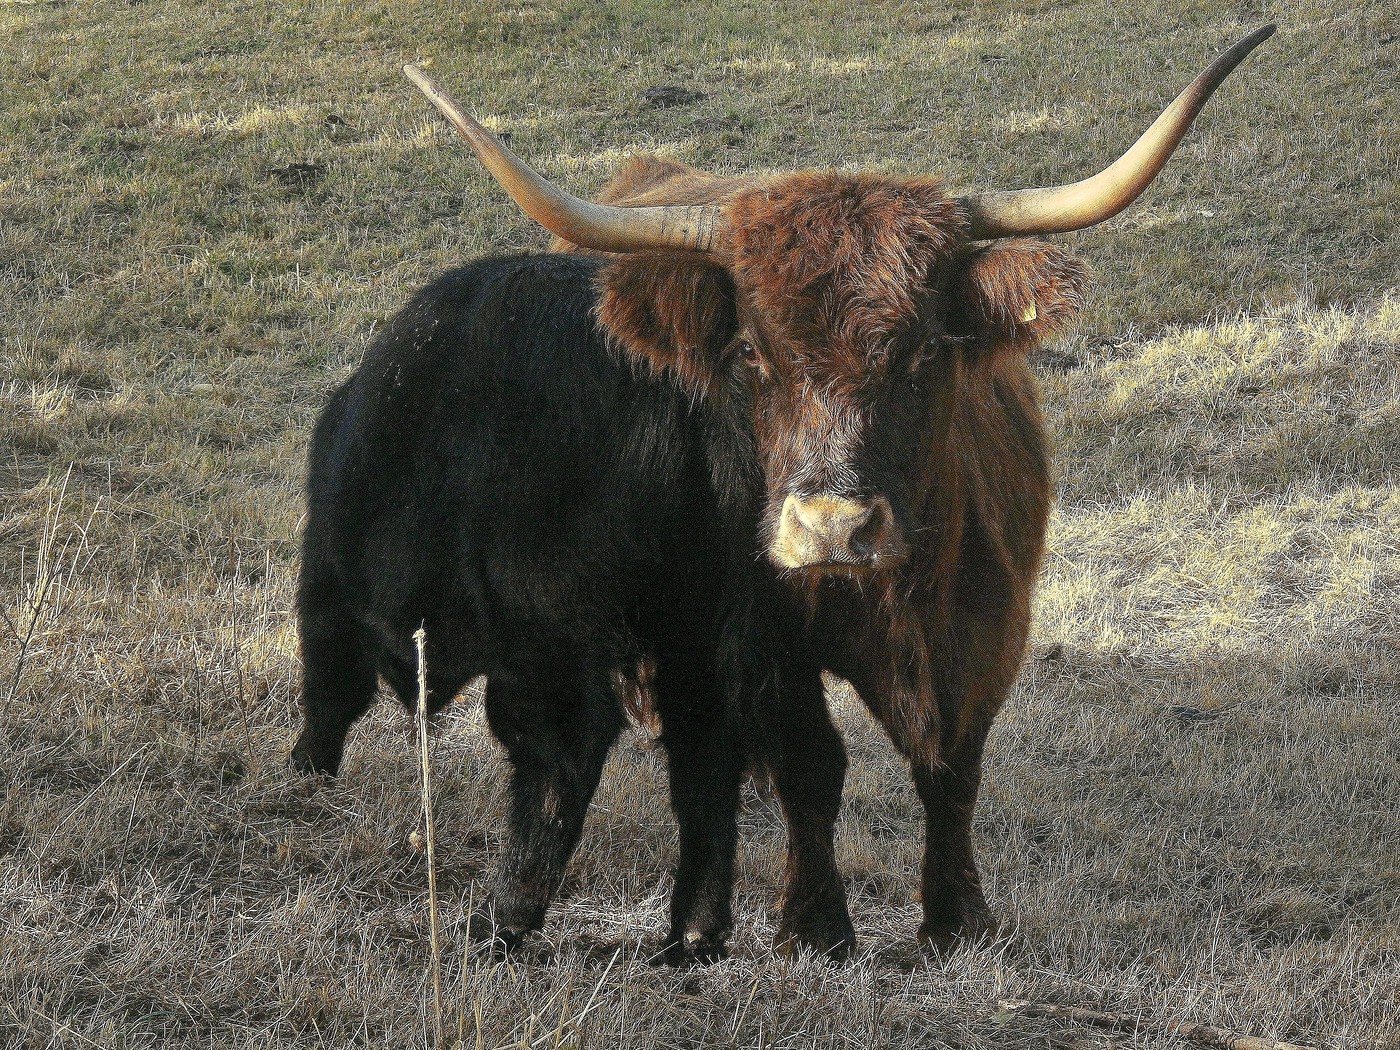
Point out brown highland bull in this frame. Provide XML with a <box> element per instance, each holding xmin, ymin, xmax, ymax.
<box><xmin>337</xmin><ymin>27</ymin><xmax>1272</xmax><ymax>960</ymax></box>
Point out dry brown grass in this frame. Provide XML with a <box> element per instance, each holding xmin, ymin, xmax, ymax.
<box><xmin>3</xmin><ymin>0</ymin><xmax>1398</xmax><ymax>1047</ymax></box>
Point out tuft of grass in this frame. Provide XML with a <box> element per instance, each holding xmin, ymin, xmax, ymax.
<box><xmin>2</xmin><ymin>0</ymin><xmax>1398</xmax><ymax>1047</ymax></box>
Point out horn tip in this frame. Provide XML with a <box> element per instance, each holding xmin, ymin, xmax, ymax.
<box><xmin>1221</xmin><ymin>24</ymin><xmax>1276</xmax><ymax>70</ymax></box>
<box><xmin>1246</xmin><ymin>23</ymin><xmax>1277</xmax><ymax>46</ymax></box>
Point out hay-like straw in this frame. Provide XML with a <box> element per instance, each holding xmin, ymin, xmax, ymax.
<box><xmin>415</xmin><ymin>626</ymin><xmax>444</xmax><ymax>1049</ymax></box>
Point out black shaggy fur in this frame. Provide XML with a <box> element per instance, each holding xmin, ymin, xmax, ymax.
<box><xmin>293</xmin><ymin>254</ymin><xmax>759</xmax><ymax>962</ymax></box>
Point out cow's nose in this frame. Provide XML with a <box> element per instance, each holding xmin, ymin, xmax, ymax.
<box><xmin>774</xmin><ymin>494</ymin><xmax>902</xmax><ymax>569</ymax></box>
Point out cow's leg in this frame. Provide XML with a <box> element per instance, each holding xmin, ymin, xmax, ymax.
<box><xmin>290</xmin><ymin>582</ymin><xmax>377</xmax><ymax>777</ymax></box>
<box><xmin>762</xmin><ymin>670</ymin><xmax>854</xmax><ymax>960</ymax></box>
<box><xmin>651</xmin><ymin>649</ymin><xmax>742</xmax><ymax>965</ymax></box>
<box><xmin>856</xmin><ymin>677</ymin><xmax>998</xmax><ymax>949</ymax></box>
<box><xmin>909</xmin><ymin>733</ymin><xmax>997</xmax><ymax>948</ymax></box>
<box><xmin>482</xmin><ymin>670</ymin><xmax>622</xmax><ymax>951</ymax></box>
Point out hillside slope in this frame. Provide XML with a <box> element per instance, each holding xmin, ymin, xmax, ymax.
<box><xmin>2</xmin><ymin>1</ymin><xmax>1397</xmax><ymax>1047</ymax></box>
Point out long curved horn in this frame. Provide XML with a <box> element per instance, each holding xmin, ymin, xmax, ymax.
<box><xmin>404</xmin><ymin>66</ymin><xmax>724</xmax><ymax>253</ymax></box>
<box><xmin>961</xmin><ymin>25</ymin><xmax>1276</xmax><ymax>238</ymax></box>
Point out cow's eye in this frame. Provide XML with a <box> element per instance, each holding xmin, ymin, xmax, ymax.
<box><xmin>907</xmin><ymin>345</ymin><xmax>933</xmax><ymax>379</ymax></box>
<box><xmin>736</xmin><ymin>339</ymin><xmax>769</xmax><ymax>378</ymax></box>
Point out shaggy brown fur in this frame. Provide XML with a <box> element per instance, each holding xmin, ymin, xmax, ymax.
<box><xmin>593</xmin><ymin>251</ymin><xmax>736</xmax><ymax>396</ymax></box>
<box><xmin>722</xmin><ymin>173</ymin><xmax>968</xmax><ymax>379</ymax></box>
<box><xmin>562</xmin><ymin>156</ymin><xmax>1089</xmax><ymax>955</ymax></box>
<box><xmin>552</xmin><ymin>156</ymin><xmax>762</xmax><ymax>241</ymax></box>
<box><xmin>958</xmin><ymin>239</ymin><xmax>1089</xmax><ymax>348</ymax></box>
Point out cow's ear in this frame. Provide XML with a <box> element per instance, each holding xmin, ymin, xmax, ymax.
<box><xmin>952</xmin><ymin>240</ymin><xmax>1090</xmax><ymax>349</ymax></box>
<box><xmin>596</xmin><ymin>252</ymin><xmax>737</xmax><ymax>396</ymax></box>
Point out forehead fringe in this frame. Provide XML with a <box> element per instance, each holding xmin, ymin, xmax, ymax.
<box><xmin>722</xmin><ymin>173</ymin><xmax>969</xmax><ymax>367</ymax></box>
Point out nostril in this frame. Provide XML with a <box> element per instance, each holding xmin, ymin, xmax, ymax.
<box><xmin>788</xmin><ymin>498</ymin><xmax>820</xmax><ymax>534</ymax></box>
<box><xmin>848</xmin><ymin>501</ymin><xmax>888</xmax><ymax>557</ymax></box>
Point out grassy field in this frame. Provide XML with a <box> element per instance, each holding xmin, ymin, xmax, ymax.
<box><xmin>3</xmin><ymin>0</ymin><xmax>1398</xmax><ymax>1046</ymax></box>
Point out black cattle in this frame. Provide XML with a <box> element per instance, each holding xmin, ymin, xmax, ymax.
<box><xmin>292</xmin><ymin>254</ymin><xmax>756</xmax><ymax>962</ymax></box>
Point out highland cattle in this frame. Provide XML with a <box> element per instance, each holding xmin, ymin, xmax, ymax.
<box><xmin>291</xmin><ymin>26</ymin><xmax>1274</xmax><ymax>962</ymax></box>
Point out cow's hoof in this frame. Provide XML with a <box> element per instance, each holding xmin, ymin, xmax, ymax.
<box><xmin>774</xmin><ymin>921</ymin><xmax>855</xmax><ymax>963</ymax></box>
<box><xmin>288</xmin><ymin>732</ymin><xmax>341</xmax><ymax>777</ymax></box>
<box><xmin>917</xmin><ymin>908</ymin><xmax>1001</xmax><ymax>953</ymax></box>
<box><xmin>489</xmin><ymin>928</ymin><xmax>528</xmax><ymax>959</ymax></box>
<box><xmin>288</xmin><ymin>748</ymin><xmax>336</xmax><ymax>777</ymax></box>
<box><xmin>466</xmin><ymin>912</ymin><xmax>531</xmax><ymax>957</ymax></box>
<box><xmin>653</xmin><ymin>930</ymin><xmax>729</xmax><ymax>967</ymax></box>
<box><xmin>650</xmin><ymin>940</ymin><xmax>686</xmax><ymax>967</ymax></box>
<box><xmin>775</xmin><ymin>897</ymin><xmax>855</xmax><ymax>962</ymax></box>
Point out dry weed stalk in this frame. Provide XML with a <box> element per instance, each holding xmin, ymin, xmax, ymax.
<box><xmin>5</xmin><ymin>466</ymin><xmax>99</xmax><ymax>702</ymax></box>
<box><xmin>458</xmin><ymin>880</ymin><xmax>484</xmax><ymax>1050</ymax></box>
<box><xmin>527</xmin><ymin>947</ymin><xmax>622</xmax><ymax>1049</ymax></box>
<box><xmin>416</xmin><ymin>626</ymin><xmax>445</xmax><ymax>1050</ymax></box>
<box><xmin>998</xmin><ymin>999</ymin><xmax>1316</xmax><ymax>1050</ymax></box>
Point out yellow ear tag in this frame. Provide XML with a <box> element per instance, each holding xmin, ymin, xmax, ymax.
<box><xmin>1019</xmin><ymin>302</ymin><xmax>1038</xmax><ymax>324</ymax></box>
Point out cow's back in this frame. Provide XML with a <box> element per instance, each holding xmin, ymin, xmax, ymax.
<box><xmin>302</xmin><ymin>253</ymin><xmax>721</xmax><ymax>684</ymax></box>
